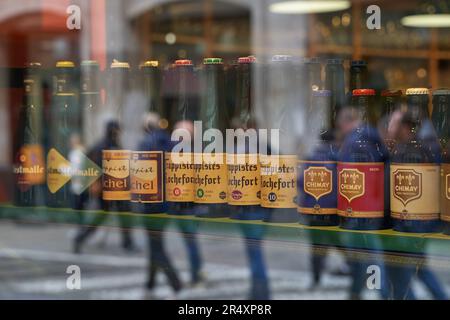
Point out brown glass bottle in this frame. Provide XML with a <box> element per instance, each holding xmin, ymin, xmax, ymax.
<box><xmin>166</xmin><ymin>60</ymin><xmax>196</xmax><ymax>215</ymax></box>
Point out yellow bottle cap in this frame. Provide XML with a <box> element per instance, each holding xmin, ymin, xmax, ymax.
<box><xmin>140</xmin><ymin>60</ymin><xmax>159</xmax><ymax>68</ymax></box>
<box><xmin>406</xmin><ymin>88</ymin><xmax>429</xmax><ymax>95</ymax></box>
<box><xmin>56</xmin><ymin>61</ymin><xmax>75</xmax><ymax>68</ymax></box>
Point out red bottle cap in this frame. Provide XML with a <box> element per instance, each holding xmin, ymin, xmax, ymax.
<box><xmin>175</xmin><ymin>59</ymin><xmax>193</xmax><ymax>66</ymax></box>
<box><xmin>238</xmin><ymin>56</ymin><xmax>257</xmax><ymax>64</ymax></box>
<box><xmin>381</xmin><ymin>89</ymin><xmax>402</xmax><ymax>97</ymax></box>
<box><xmin>352</xmin><ymin>89</ymin><xmax>376</xmax><ymax>96</ymax></box>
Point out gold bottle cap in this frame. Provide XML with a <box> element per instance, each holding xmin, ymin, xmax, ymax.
<box><xmin>56</xmin><ymin>61</ymin><xmax>75</xmax><ymax>68</ymax></box>
<box><xmin>111</xmin><ymin>59</ymin><xmax>130</xmax><ymax>69</ymax></box>
<box><xmin>406</xmin><ymin>88</ymin><xmax>429</xmax><ymax>95</ymax></box>
<box><xmin>140</xmin><ymin>60</ymin><xmax>159</xmax><ymax>68</ymax></box>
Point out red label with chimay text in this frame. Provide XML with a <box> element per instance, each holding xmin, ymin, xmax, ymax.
<box><xmin>337</xmin><ymin>162</ymin><xmax>384</xmax><ymax>218</ymax></box>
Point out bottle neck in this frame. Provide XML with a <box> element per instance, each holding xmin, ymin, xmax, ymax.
<box><xmin>235</xmin><ymin>63</ymin><xmax>253</xmax><ymax>129</ymax></box>
<box><xmin>175</xmin><ymin>65</ymin><xmax>194</xmax><ymax>120</ymax></box>
<box><xmin>142</xmin><ymin>68</ymin><xmax>161</xmax><ymax>114</ymax></box>
<box><xmin>201</xmin><ymin>64</ymin><xmax>226</xmax><ymax>131</ymax></box>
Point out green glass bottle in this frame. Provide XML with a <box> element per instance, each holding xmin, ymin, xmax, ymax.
<box><xmin>102</xmin><ymin>60</ymin><xmax>131</xmax><ymax>213</ymax></box>
<box><xmin>47</xmin><ymin>61</ymin><xmax>79</xmax><ymax>208</ymax></box>
<box><xmin>13</xmin><ymin>62</ymin><xmax>46</xmax><ymax>207</ymax></box>
<box><xmin>195</xmin><ymin>58</ymin><xmax>229</xmax><ymax>218</ymax></box>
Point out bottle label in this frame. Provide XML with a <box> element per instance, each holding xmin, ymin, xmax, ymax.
<box><xmin>441</xmin><ymin>164</ymin><xmax>450</xmax><ymax>222</ymax></box>
<box><xmin>47</xmin><ymin>148</ymin><xmax>71</xmax><ymax>194</ymax></box>
<box><xmin>130</xmin><ymin>151</ymin><xmax>163</xmax><ymax>203</ymax></box>
<box><xmin>337</xmin><ymin>162</ymin><xmax>384</xmax><ymax>218</ymax></box>
<box><xmin>194</xmin><ymin>153</ymin><xmax>228</xmax><ymax>204</ymax></box>
<box><xmin>102</xmin><ymin>150</ymin><xmax>130</xmax><ymax>201</ymax></box>
<box><xmin>69</xmin><ymin>150</ymin><xmax>102</xmax><ymax>195</ymax></box>
<box><xmin>227</xmin><ymin>154</ymin><xmax>260</xmax><ymax>205</ymax></box>
<box><xmin>165</xmin><ymin>152</ymin><xmax>195</xmax><ymax>202</ymax></box>
<box><xmin>391</xmin><ymin>163</ymin><xmax>439</xmax><ymax>220</ymax></box>
<box><xmin>298</xmin><ymin>160</ymin><xmax>337</xmax><ymax>215</ymax></box>
<box><xmin>14</xmin><ymin>144</ymin><xmax>45</xmax><ymax>191</ymax></box>
<box><xmin>260</xmin><ymin>155</ymin><xmax>297</xmax><ymax>209</ymax></box>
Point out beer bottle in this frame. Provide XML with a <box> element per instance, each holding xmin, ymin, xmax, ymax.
<box><xmin>47</xmin><ymin>61</ymin><xmax>79</xmax><ymax>208</ymax></box>
<box><xmin>338</xmin><ymin>89</ymin><xmax>389</xmax><ymax>230</ymax></box>
<box><xmin>130</xmin><ymin>61</ymin><xmax>166</xmax><ymax>214</ymax></box>
<box><xmin>298</xmin><ymin>90</ymin><xmax>338</xmax><ymax>226</ymax></box>
<box><xmin>227</xmin><ymin>56</ymin><xmax>262</xmax><ymax>220</ymax></box>
<box><xmin>391</xmin><ymin>88</ymin><xmax>441</xmax><ymax>233</ymax></box>
<box><xmin>441</xmin><ymin>141</ymin><xmax>450</xmax><ymax>235</ymax></box>
<box><xmin>299</xmin><ymin>57</ymin><xmax>321</xmax><ymax>110</ymax></box>
<box><xmin>261</xmin><ymin>55</ymin><xmax>298</xmax><ymax>223</ymax></box>
<box><xmin>325</xmin><ymin>59</ymin><xmax>346</xmax><ymax>124</ymax></box>
<box><xmin>349</xmin><ymin>60</ymin><xmax>368</xmax><ymax>92</ymax></box>
<box><xmin>70</xmin><ymin>60</ymin><xmax>104</xmax><ymax>210</ymax></box>
<box><xmin>380</xmin><ymin>90</ymin><xmax>403</xmax><ymax>154</ymax></box>
<box><xmin>141</xmin><ymin>60</ymin><xmax>166</xmax><ymax>125</ymax></box>
<box><xmin>166</xmin><ymin>60</ymin><xmax>196</xmax><ymax>215</ymax></box>
<box><xmin>102</xmin><ymin>60</ymin><xmax>131</xmax><ymax>212</ymax></box>
<box><xmin>13</xmin><ymin>62</ymin><xmax>46</xmax><ymax>207</ymax></box>
<box><xmin>431</xmin><ymin>88</ymin><xmax>450</xmax><ymax>149</ymax></box>
<box><xmin>194</xmin><ymin>58</ymin><xmax>229</xmax><ymax>218</ymax></box>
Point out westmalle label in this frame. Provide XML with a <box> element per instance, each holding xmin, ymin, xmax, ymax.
<box><xmin>260</xmin><ymin>155</ymin><xmax>297</xmax><ymax>209</ymax></box>
<box><xmin>47</xmin><ymin>148</ymin><xmax>71</xmax><ymax>194</ymax></box>
<box><xmin>14</xmin><ymin>144</ymin><xmax>45</xmax><ymax>191</ymax></box>
<box><xmin>102</xmin><ymin>150</ymin><xmax>130</xmax><ymax>201</ymax></box>
<box><xmin>130</xmin><ymin>151</ymin><xmax>163</xmax><ymax>203</ymax></box>
<box><xmin>337</xmin><ymin>162</ymin><xmax>384</xmax><ymax>218</ymax></box>
<box><xmin>298</xmin><ymin>160</ymin><xmax>336</xmax><ymax>215</ymax></box>
<box><xmin>227</xmin><ymin>153</ymin><xmax>260</xmax><ymax>205</ymax></box>
<box><xmin>165</xmin><ymin>152</ymin><xmax>195</xmax><ymax>202</ymax></box>
<box><xmin>194</xmin><ymin>153</ymin><xmax>228</xmax><ymax>204</ymax></box>
<box><xmin>441</xmin><ymin>163</ymin><xmax>450</xmax><ymax>222</ymax></box>
<box><xmin>390</xmin><ymin>163</ymin><xmax>439</xmax><ymax>221</ymax></box>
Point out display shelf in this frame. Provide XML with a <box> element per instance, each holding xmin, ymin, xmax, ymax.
<box><xmin>0</xmin><ymin>204</ymin><xmax>449</xmax><ymax>259</ymax></box>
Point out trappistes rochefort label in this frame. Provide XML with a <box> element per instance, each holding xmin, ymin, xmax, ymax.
<box><xmin>298</xmin><ymin>160</ymin><xmax>337</xmax><ymax>215</ymax></box>
<box><xmin>130</xmin><ymin>151</ymin><xmax>163</xmax><ymax>203</ymax></box>
<box><xmin>260</xmin><ymin>155</ymin><xmax>297</xmax><ymax>209</ymax></box>
<box><xmin>165</xmin><ymin>152</ymin><xmax>195</xmax><ymax>202</ymax></box>
<box><xmin>391</xmin><ymin>163</ymin><xmax>439</xmax><ymax>221</ymax></box>
<box><xmin>194</xmin><ymin>153</ymin><xmax>228</xmax><ymax>204</ymax></box>
<box><xmin>441</xmin><ymin>163</ymin><xmax>450</xmax><ymax>222</ymax></box>
<box><xmin>102</xmin><ymin>150</ymin><xmax>130</xmax><ymax>201</ymax></box>
<box><xmin>337</xmin><ymin>162</ymin><xmax>384</xmax><ymax>218</ymax></box>
<box><xmin>14</xmin><ymin>144</ymin><xmax>45</xmax><ymax>191</ymax></box>
<box><xmin>227</xmin><ymin>154</ymin><xmax>260</xmax><ymax>205</ymax></box>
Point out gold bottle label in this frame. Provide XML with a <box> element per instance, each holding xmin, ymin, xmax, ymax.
<box><xmin>391</xmin><ymin>163</ymin><xmax>439</xmax><ymax>220</ymax></box>
<box><xmin>130</xmin><ymin>151</ymin><xmax>163</xmax><ymax>203</ymax></box>
<box><xmin>194</xmin><ymin>153</ymin><xmax>228</xmax><ymax>204</ymax></box>
<box><xmin>102</xmin><ymin>150</ymin><xmax>130</xmax><ymax>201</ymax></box>
<box><xmin>227</xmin><ymin>153</ymin><xmax>260</xmax><ymax>205</ymax></box>
<box><xmin>165</xmin><ymin>152</ymin><xmax>195</xmax><ymax>202</ymax></box>
<box><xmin>440</xmin><ymin>163</ymin><xmax>450</xmax><ymax>222</ymax></box>
<box><xmin>14</xmin><ymin>144</ymin><xmax>45</xmax><ymax>190</ymax></box>
<box><xmin>260</xmin><ymin>155</ymin><xmax>297</xmax><ymax>209</ymax></box>
<box><xmin>46</xmin><ymin>148</ymin><xmax>71</xmax><ymax>194</ymax></box>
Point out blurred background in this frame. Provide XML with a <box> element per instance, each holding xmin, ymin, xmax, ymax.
<box><xmin>0</xmin><ymin>0</ymin><xmax>450</xmax><ymax>300</ymax></box>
